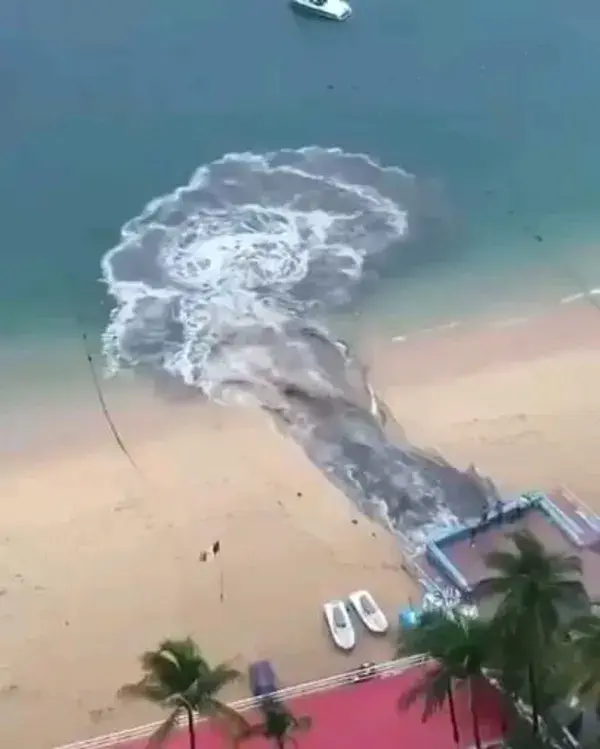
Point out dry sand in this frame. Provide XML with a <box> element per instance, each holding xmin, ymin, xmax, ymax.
<box><xmin>0</xmin><ymin>396</ymin><xmax>416</xmax><ymax>749</ymax></box>
<box><xmin>2</xmin><ymin>301</ymin><xmax>600</xmax><ymax>749</ymax></box>
<box><xmin>376</xmin><ymin>303</ymin><xmax>600</xmax><ymax>499</ymax></box>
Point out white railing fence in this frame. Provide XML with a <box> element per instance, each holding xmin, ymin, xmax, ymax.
<box><xmin>55</xmin><ymin>654</ymin><xmax>429</xmax><ymax>749</ymax></box>
<box><xmin>560</xmin><ymin>485</ymin><xmax>600</xmax><ymax>532</ymax></box>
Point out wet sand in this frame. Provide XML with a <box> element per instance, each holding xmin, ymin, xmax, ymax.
<box><xmin>3</xmin><ymin>302</ymin><xmax>600</xmax><ymax>748</ymax></box>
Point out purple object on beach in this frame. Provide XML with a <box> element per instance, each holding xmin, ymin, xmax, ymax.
<box><xmin>249</xmin><ymin>659</ymin><xmax>278</xmax><ymax>698</ymax></box>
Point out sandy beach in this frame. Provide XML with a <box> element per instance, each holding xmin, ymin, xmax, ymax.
<box><xmin>3</xmin><ymin>301</ymin><xmax>600</xmax><ymax>749</ymax></box>
<box><xmin>6</xmin><ymin>0</ymin><xmax>600</xmax><ymax>745</ymax></box>
<box><xmin>0</xmin><ymin>393</ymin><xmax>417</xmax><ymax>749</ymax></box>
<box><xmin>377</xmin><ymin>303</ymin><xmax>600</xmax><ymax>500</ymax></box>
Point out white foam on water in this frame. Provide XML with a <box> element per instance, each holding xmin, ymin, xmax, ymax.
<box><xmin>561</xmin><ymin>288</ymin><xmax>600</xmax><ymax>304</ymax></box>
<box><xmin>101</xmin><ymin>147</ymin><xmax>410</xmax><ymax>398</ymax></box>
<box><xmin>560</xmin><ymin>292</ymin><xmax>586</xmax><ymax>304</ymax></box>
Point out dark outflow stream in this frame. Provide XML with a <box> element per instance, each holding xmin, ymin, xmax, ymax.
<box><xmin>218</xmin><ymin>320</ymin><xmax>501</xmax><ymax>546</ymax></box>
<box><xmin>100</xmin><ymin>149</ymin><xmax>504</xmax><ymax>542</ymax></box>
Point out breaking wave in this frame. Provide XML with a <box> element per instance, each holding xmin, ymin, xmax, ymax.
<box><xmin>101</xmin><ymin>147</ymin><xmax>498</xmax><ymax>546</ymax></box>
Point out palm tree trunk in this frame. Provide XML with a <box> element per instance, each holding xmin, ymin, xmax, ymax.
<box><xmin>447</xmin><ymin>683</ymin><xmax>460</xmax><ymax>745</ymax></box>
<box><xmin>500</xmin><ymin>693</ymin><xmax>509</xmax><ymax>737</ymax></box>
<box><xmin>528</xmin><ymin>662</ymin><xmax>539</xmax><ymax>736</ymax></box>
<box><xmin>185</xmin><ymin>704</ymin><xmax>196</xmax><ymax>749</ymax></box>
<box><xmin>470</xmin><ymin>678</ymin><xmax>482</xmax><ymax>749</ymax></box>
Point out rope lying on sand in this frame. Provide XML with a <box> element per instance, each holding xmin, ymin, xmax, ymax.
<box><xmin>77</xmin><ymin>330</ymin><xmax>141</xmax><ymax>474</ymax></box>
<box><xmin>62</xmin><ymin>270</ymin><xmax>141</xmax><ymax>474</ymax></box>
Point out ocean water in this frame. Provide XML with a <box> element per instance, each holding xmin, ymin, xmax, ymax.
<box><xmin>3</xmin><ymin>0</ymin><xmax>600</xmax><ymax>541</ymax></box>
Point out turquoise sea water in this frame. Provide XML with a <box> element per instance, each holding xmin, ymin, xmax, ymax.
<box><xmin>2</xmin><ymin>0</ymin><xmax>600</xmax><ymax>445</ymax></box>
<box><xmin>3</xmin><ymin>0</ymin><xmax>600</xmax><ymax>336</ymax></box>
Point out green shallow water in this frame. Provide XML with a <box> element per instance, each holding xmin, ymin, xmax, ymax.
<box><xmin>2</xmin><ymin>0</ymin><xmax>600</xmax><ymax>403</ymax></box>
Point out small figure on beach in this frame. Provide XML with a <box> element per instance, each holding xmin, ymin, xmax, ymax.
<box><xmin>480</xmin><ymin>507</ymin><xmax>489</xmax><ymax>526</ymax></box>
<box><xmin>495</xmin><ymin>499</ymin><xmax>504</xmax><ymax>523</ymax></box>
<box><xmin>353</xmin><ymin>661</ymin><xmax>376</xmax><ymax>684</ymax></box>
<box><xmin>469</xmin><ymin>525</ymin><xmax>477</xmax><ymax>547</ymax></box>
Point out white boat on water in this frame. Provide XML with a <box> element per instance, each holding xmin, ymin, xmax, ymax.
<box><xmin>348</xmin><ymin>590</ymin><xmax>389</xmax><ymax>634</ymax></box>
<box><xmin>323</xmin><ymin>600</ymin><xmax>356</xmax><ymax>650</ymax></box>
<box><xmin>290</xmin><ymin>0</ymin><xmax>352</xmax><ymax>21</ymax></box>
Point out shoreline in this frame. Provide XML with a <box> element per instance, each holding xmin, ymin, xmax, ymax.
<box><xmin>3</xmin><ymin>296</ymin><xmax>600</xmax><ymax>465</ymax></box>
<box><xmin>365</xmin><ymin>300</ymin><xmax>600</xmax><ymax>389</ymax></box>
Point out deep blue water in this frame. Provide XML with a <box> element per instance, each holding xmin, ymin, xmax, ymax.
<box><xmin>2</xmin><ymin>0</ymin><xmax>600</xmax><ymax>338</ymax></box>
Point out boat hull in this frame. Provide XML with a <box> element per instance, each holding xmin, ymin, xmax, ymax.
<box><xmin>289</xmin><ymin>0</ymin><xmax>351</xmax><ymax>21</ymax></box>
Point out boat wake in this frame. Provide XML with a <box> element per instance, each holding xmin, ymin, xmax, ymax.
<box><xmin>101</xmin><ymin>147</ymin><xmax>498</xmax><ymax>547</ymax></box>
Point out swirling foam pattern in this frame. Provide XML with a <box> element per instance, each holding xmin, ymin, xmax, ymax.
<box><xmin>102</xmin><ymin>147</ymin><xmax>408</xmax><ymax>395</ymax></box>
<box><xmin>101</xmin><ymin>147</ymin><xmax>496</xmax><ymax>542</ymax></box>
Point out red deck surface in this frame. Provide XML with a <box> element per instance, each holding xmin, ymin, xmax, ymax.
<box><xmin>117</xmin><ymin>667</ymin><xmax>504</xmax><ymax>749</ymax></box>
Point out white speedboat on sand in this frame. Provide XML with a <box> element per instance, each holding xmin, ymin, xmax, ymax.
<box><xmin>349</xmin><ymin>590</ymin><xmax>389</xmax><ymax>634</ymax></box>
<box><xmin>290</xmin><ymin>0</ymin><xmax>352</xmax><ymax>21</ymax></box>
<box><xmin>323</xmin><ymin>599</ymin><xmax>356</xmax><ymax>650</ymax></box>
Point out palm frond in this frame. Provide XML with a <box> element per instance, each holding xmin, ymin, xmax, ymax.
<box><xmin>159</xmin><ymin>638</ymin><xmax>202</xmax><ymax>663</ymax></box>
<box><xmin>553</xmin><ymin>579</ymin><xmax>589</xmax><ymax>607</ymax></box>
<box><xmin>397</xmin><ymin>610</ymin><xmax>451</xmax><ymax>659</ymax></box>
<box><xmin>480</xmin><ymin>530</ymin><xmax>593</xmax><ymax>721</ymax></box>
<box><xmin>117</xmin><ymin>680</ymin><xmax>172</xmax><ymax>704</ymax></box>
<box><xmin>571</xmin><ymin>614</ymin><xmax>600</xmax><ymax>636</ymax></box>
<box><xmin>553</xmin><ymin>553</ymin><xmax>584</xmax><ymax>575</ymax></box>
<box><xmin>484</xmin><ymin>549</ymin><xmax>521</xmax><ymax>576</ymax></box>
<box><xmin>567</xmin><ymin>614</ymin><xmax>600</xmax><ymax>706</ymax></box>
<box><xmin>262</xmin><ymin>702</ymin><xmax>296</xmax><ymax>739</ymax></box>
<box><xmin>486</xmin><ymin>529</ymin><xmax>586</xmax><ymax>632</ymax></box>
<box><xmin>212</xmin><ymin>700</ymin><xmax>253</xmax><ymax>731</ymax></box>
<box><xmin>486</xmin><ymin>530</ymin><xmax>581</xmax><ymax>581</ymax></box>
<box><xmin>397</xmin><ymin>677</ymin><xmax>427</xmax><ymax>712</ymax></box>
<box><xmin>200</xmin><ymin>696</ymin><xmax>232</xmax><ymax>719</ymax></box>
<box><xmin>398</xmin><ymin>666</ymin><xmax>448</xmax><ymax>716</ymax></box>
<box><xmin>139</xmin><ymin>647</ymin><xmax>191</xmax><ymax>693</ymax></box>
<box><xmin>119</xmin><ymin>637</ymin><xmax>240</xmax><ymax>724</ymax></box>
<box><xmin>198</xmin><ymin>662</ymin><xmax>241</xmax><ymax>696</ymax></box>
<box><xmin>507</xmin><ymin>530</ymin><xmax>582</xmax><ymax>577</ymax></box>
<box><xmin>212</xmin><ymin>663</ymin><xmax>242</xmax><ymax>682</ymax></box>
<box><xmin>146</xmin><ymin>709</ymin><xmax>182</xmax><ymax>748</ymax></box>
<box><xmin>293</xmin><ymin>715</ymin><xmax>312</xmax><ymax>733</ymax></box>
<box><xmin>398</xmin><ymin>608</ymin><xmax>497</xmax><ymax>730</ymax></box>
<box><xmin>510</xmin><ymin>529</ymin><xmax>548</xmax><ymax>555</ymax></box>
<box><xmin>422</xmin><ymin>668</ymin><xmax>456</xmax><ymax>721</ymax></box>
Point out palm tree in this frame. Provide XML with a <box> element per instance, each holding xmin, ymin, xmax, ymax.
<box><xmin>118</xmin><ymin>638</ymin><xmax>240</xmax><ymax>749</ymax></box>
<box><xmin>259</xmin><ymin>695</ymin><xmax>312</xmax><ymax>749</ymax></box>
<box><xmin>397</xmin><ymin>609</ymin><xmax>493</xmax><ymax>749</ymax></box>
<box><xmin>482</xmin><ymin>530</ymin><xmax>587</xmax><ymax>736</ymax></box>
<box><xmin>214</xmin><ymin>696</ymin><xmax>312</xmax><ymax>749</ymax></box>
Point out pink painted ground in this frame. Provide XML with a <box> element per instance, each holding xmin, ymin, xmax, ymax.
<box><xmin>117</xmin><ymin>667</ymin><xmax>505</xmax><ymax>749</ymax></box>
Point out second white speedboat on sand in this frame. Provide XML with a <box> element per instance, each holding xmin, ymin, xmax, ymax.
<box><xmin>323</xmin><ymin>599</ymin><xmax>356</xmax><ymax>650</ymax></box>
<box><xmin>349</xmin><ymin>590</ymin><xmax>389</xmax><ymax>634</ymax></box>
